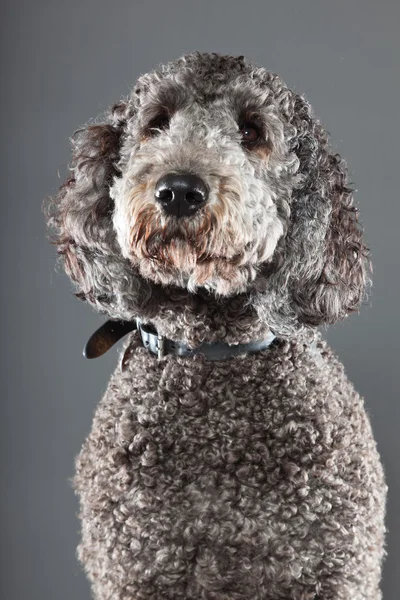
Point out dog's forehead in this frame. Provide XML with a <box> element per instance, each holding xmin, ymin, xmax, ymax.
<box><xmin>133</xmin><ymin>71</ymin><xmax>275</xmax><ymax>120</ymax></box>
<box><xmin>130</xmin><ymin>53</ymin><xmax>279</xmax><ymax>115</ymax></box>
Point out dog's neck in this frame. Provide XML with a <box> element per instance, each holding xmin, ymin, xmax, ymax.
<box><xmin>85</xmin><ymin>288</ymin><xmax>277</xmax><ymax>359</ymax></box>
<box><xmin>143</xmin><ymin>287</ymin><xmax>273</xmax><ymax>348</ymax></box>
<box><xmin>148</xmin><ymin>305</ymin><xmax>272</xmax><ymax>348</ymax></box>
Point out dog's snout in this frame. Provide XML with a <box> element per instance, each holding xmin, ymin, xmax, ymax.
<box><xmin>154</xmin><ymin>173</ymin><xmax>209</xmax><ymax>218</ymax></box>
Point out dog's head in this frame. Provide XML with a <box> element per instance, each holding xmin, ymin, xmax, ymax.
<box><xmin>46</xmin><ymin>52</ymin><xmax>369</xmax><ymax>338</ymax></box>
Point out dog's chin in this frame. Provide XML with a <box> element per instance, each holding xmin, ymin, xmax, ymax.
<box><xmin>134</xmin><ymin>253</ymin><xmax>258</xmax><ymax>297</ymax></box>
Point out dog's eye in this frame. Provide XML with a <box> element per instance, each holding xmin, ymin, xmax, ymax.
<box><xmin>148</xmin><ymin>114</ymin><xmax>170</xmax><ymax>136</ymax></box>
<box><xmin>240</xmin><ymin>122</ymin><xmax>261</xmax><ymax>145</ymax></box>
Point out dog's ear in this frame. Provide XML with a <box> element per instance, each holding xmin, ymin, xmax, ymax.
<box><xmin>293</xmin><ymin>154</ymin><xmax>369</xmax><ymax>326</ymax></box>
<box><xmin>45</xmin><ymin>102</ymin><xmax>133</xmax><ymax>310</ymax></box>
<box><xmin>280</xmin><ymin>93</ymin><xmax>370</xmax><ymax>326</ymax></box>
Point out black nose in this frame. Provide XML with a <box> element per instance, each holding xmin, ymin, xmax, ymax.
<box><xmin>154</xmin><ymin>173</ymin><xmax>209</xmax><ymax>218</ymax></box>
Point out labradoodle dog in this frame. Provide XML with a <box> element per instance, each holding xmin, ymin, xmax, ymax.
<box><xmin>46</xmin><ymin>52</ymin><xmax>387</xmax><ymax>599</ymax></box>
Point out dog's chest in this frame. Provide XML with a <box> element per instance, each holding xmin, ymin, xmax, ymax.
<box><xmin>115</xmin><ymin>343</ymin><xmax>316</xmax><ymax>496</ymax></box>
<box><xmin>76</xmin><ymin>341</ymin><xmax>376</xmax><ymax>597</ymax></box>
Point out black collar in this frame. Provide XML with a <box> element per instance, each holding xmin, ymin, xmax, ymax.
<box><xmin>84</xmin><ymin>318</ymin><xmax>276</xmax><ymax>361</ymax></box>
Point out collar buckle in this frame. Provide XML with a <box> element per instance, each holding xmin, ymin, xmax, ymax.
<box><xmin>157</xmin><ymin>334</ymin><xmax>166</xmax><ymax>360</ymax></box>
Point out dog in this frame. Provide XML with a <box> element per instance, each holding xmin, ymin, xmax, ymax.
<box><xmin>46</xmin><ymin>52</ymin><xmax>386</xmax><ymax>599</ymax></box>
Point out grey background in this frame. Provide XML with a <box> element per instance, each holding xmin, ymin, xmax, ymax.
<box><xmin>1</xmin><ymin>0</ymin><xmax>398</xmax><ymax>598</ymax></box>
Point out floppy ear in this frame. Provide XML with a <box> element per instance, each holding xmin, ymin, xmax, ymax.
<box><xmin>294</xmin><ymin>153</ymin><xmax>369</xmax><ymax>325</ymax></box>
<box><xmin>276</xmin><ymin>91</ymin><xmax>370</xmax><ymax>326</ymax></box>
<box><xmin>45</xmin><ymin>102</ymin><xmax>135</xmax><ymax>311</ymax></box>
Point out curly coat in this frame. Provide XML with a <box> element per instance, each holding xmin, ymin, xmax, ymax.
<box><xmin>46</xmin><ymin>52</ymin><xmax>386</xmax><ymax>599</ymax></box>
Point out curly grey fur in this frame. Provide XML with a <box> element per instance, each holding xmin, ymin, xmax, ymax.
<box><xmin>45</xmin><ymin>52</ymin><xmax>386</xmax><ymax>598</ymax></box>
<box><xmin>75</xmin><ymin>334</ymin><xmax>385</xmax><ymax>600</ymax></box>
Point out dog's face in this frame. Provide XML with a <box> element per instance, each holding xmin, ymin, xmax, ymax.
<box><xmin>47</xmin><ymin>53</ymin><xmax>368</xmax><ymax>337</ymax></box>
<box><xmin>111</xmin><ymin>71</ymin><xmax>298</xmax><ymax>295</ymax></box>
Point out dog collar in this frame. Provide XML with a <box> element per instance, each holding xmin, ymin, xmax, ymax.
<box><xmin>136</xmin><ymin>319</ymin><xmax>276</xmax><ymax>361</ymax></box>
<box><xmin>84</xmin><ymin>318</ymin><xmax>276</xmax><ymax>361</ymax></box>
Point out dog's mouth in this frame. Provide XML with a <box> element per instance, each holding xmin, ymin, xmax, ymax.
<box><xmin>125</xmin><ymin>213</ymin><xmax>262</xmax><ymax>295</ymax></box>
<box><xmin>128</xmin><ymin>202</ymin><xmax>247</xmax><ymax>265</ymax></box>
<box><xmin>133</xmin><ymin>230</ymin><xmax>246</xmax><ymax>270</ymax></box>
